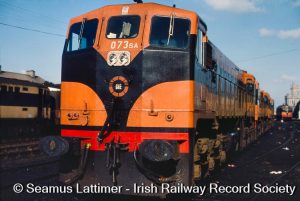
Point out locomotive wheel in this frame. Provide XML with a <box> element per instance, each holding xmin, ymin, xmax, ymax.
<box><xmin>208</xmin><ymin>155</ymin><xmax>215</xmax><ymax>175</ymax></box>
<box><xmin>194</xmin><ymin>163</ymin><xmax>201</xmax><ymax>180</ymax></box>
<box><xmin>239</xmin><ymin>120</ymin><xmax>246</xmax><ymax>150</ymax></box>
<box><xmin>219</xmin><ymin>150</ymin><xmax>226</xmax><ymax>165</ymax></box>
<box><xmin>235</xmin><ymin>141</ymin><xmax>240</xmax><ymax>151</ymax></box>
<box><xmin>193</xmin><ymin>141</ymin><xmax>209</xmax><ymax>181</ymax></box>
<box><xmin>194</xmin><ymin>143</ymin><xmax>201</xmax><ymax>179</ymax></box>
<box><xmin>193</xmin><ymin>163</ymin><xmax>209</xmax><ymax>182</ymax></box>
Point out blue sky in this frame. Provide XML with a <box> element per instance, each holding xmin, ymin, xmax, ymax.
<box><xmin>0</xmin><ymin>0</ymin><xmax>299</xmax><ymax>107</ymax></box>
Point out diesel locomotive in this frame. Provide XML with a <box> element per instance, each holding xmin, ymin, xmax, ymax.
<box><xmin>294</xmin><ymin>101</ymin><xmax>300</xmax><ymax>120</ymax></box>
<box><xmin>46</xmin><ymin>1</ymin><xmax>274</xmax><ymax>196</ymax></box>
<box><xmin>276</xmin><ymin>104</ymin><xmax>293</xmax><ymax>121</ymax></box>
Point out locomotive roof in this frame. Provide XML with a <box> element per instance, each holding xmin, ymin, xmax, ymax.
<box><xmin>78</xmin><ymin>2</ymin><xmax>199</xmax><ymax>18</ymax></box>
<box><xmin>241</xmin><ymin>71</ymin><xmax>255</xmax><ymax>83</ymax></box>
<box><xmin>0</xmin><ymin>70</ymin><xmax>50</xmax><ymax>88</ymax></box>
<box><xmin>68</xmin><ymin>2</ymin><xmax>201</xmax><ymax>34</ymax></box>
<box><xmin>276</xmin><ymin>104</ymin><xmax>293</xmax><ymax>110</ymax></box>
<box><xmin>209</xmin><ymin>41</ymin><xmax>244</xmax><ymax>78</ymax></box>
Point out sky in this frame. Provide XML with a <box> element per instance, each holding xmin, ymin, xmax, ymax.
<box><xmin>0</xmin><ymin>0</ymin><xmax>299</xmax><ymax>107</ymax></box>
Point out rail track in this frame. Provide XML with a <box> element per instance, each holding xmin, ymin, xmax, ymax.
<box><xmin>249</xmin><ymin>160</ymin><xmax>300</xmax><ymax>201</ymax></box>
<box><xmin>0</xmin><ymin>137</ymin><xmax>61</xmax><ymax>201</ymax></box>
<box><xmin>0</xmin><ymin>138</ymin><xmax>41</xmax><ymax>163</ymax></box>
<box><xmin>196</xmin><ymin>121</ymin><xmax>300</xmax><ymax>201</ymax></box>
<box><xmin>235</xmin><ymin>122</ymin><xmax>297</xmax><ymax>168</ymax></box>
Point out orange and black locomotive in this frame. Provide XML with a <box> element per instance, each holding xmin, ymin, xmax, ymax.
<box><xmin>44</xmin><ymin>1</ymin><xmax>274</xmax><ymax>196</ymax></box>
<box><xmin>276</xmin><ymin>104</ymin><xmax>293</xmax><ymax>121</ymax></box>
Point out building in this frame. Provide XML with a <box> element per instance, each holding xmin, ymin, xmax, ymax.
<box><xmin>285</xmin><ymin>82</ymin><xmax>300</xmax><ymax>111</ymax></box>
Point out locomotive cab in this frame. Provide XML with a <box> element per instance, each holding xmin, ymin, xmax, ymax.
<box><xmin>241</xmin><ymin>72</ymin><xmax>256</xmax><ymax>118</ymax></box>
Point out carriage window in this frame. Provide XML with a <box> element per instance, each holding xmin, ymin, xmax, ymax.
<box><xmin>1</xmin><ymin>85</ymin><xmax>7</xmax><ymax>92</ymax></box>
<box><xmin>150</xmin><ymin>16</ymin><xmax>190</xmax><ymax>49</ymax></box>
<box><xmin>106</xmin><ymin>16</ymin><xmax>140</xmax><ymax>39</ymax></box>
<box><xmin>66</xmin><ymin>19</ymin><xmax>98</xmax><ymax>52</ymax></box>
<box><xmin>8</xmin><ymin>86</ymin><xmax>13</xmax><ymax>92</ymax></box>
<box><xmin>15</xmin><ymin>87</ymin><xmax>20</xmax><ymax>93</ymax></box>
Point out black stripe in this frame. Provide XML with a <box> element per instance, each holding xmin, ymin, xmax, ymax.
<box><xmin>0</xmin><ymin>92</ymin><xmax>39</xmax><ymax>107</ymax></box>
<box><xmin>61</xmin><ymin>125</ymin><xmax>192</xmax><ymax>133</ymax></box>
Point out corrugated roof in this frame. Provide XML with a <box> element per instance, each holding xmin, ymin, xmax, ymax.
<box><xmin>0</xmin><ymin>77</ymin><xmax>46</xmax><ymax>88</ymax></box>
<box><xmin>0</xmin><ymin>70</ymin><xmax>46</xmax><ymax>85</ymax></box>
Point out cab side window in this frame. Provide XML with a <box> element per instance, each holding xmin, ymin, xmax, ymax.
<box><xmin>196</xmin><ymin>29</ymin><xmax>203</xmax><ymax>64</ymax></box>
<box><xmin>66</xmin><ymin>19</ymin><xmax>98</xmax><ymax>52</ymax></box>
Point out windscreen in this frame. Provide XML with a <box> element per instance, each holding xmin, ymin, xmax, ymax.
<box><xmin>106</xmin><ymin>16</ymin><xmax>140</xmax><ymax>39</ymax></box>
<box><xmin>150</xmin><ymin>16</ymin><xmax>190</xmax><ymax>49</ymax></box>
<box><xmin>246</xmin><ymin>83</ymin><xmax>254</xmax><ymax>92</ymax></box>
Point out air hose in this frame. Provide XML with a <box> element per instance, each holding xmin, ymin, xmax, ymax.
<box><xmin>64</xmin><ymin>143</ymin><xmax>91</xmax><ymax>185</ymax></box>
<box><xmin>97</xmin><ymin>98</ymin><xmax>117</xmax><ymax>143</ymax></box>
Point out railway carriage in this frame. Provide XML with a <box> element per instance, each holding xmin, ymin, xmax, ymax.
<box><xmin>0</xmin><ymin>69</ymin><xmax>58</xmax><ymax>139</ymax></box>
<box><xmin>46</xmin><ymin>1</ymin><xmax>274</xmax><ymax>196</ymax></box>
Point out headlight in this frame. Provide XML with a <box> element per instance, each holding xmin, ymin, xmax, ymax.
<box><xmin>107</xmin><ymin>51</ymin><xmax>131</xmax><ymax>66</ymax></box>
<box><xmin>108</xmin><ymin>52</ymin><xmax>118</xmax><ymax>66</ymax></box>
<box><xmin>119</xmin><ymin>52</ymin><xmax>130</xmax><ymax>66</ymax></box>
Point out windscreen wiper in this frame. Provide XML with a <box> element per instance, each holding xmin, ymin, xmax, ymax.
<box><xmin>78</xmin><ymin>18</ymin><xmax>87</xmax><ymax>49</ymax></box>
<box><xmin>167</xmin><ymin>13</ymin><xmax>175</xmax><ymax>45</ymax></box>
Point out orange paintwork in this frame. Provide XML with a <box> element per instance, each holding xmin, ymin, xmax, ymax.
<box><xmin>281</xmin><ymin>112</ymin><xmax>292</xmax><ymax>118</ymax></box>
<box><xmin>242</xmin><ymin>72</ymin><xmax>255</xmax><ymax>118</ymax></box>
<box><xmin>241</xmin><ymin>72</ymin><xmax>255</xmax><ymax>85</ymax></box>
<box><xmin>61</xmin><ymin>82</ymin><xmax>107</xmax><ymax>126</ymax></box>
<box><xmin>202</xmin><ymin>35</ymin><xmax>208</xmax><ymax>42</ymax></box>
<box><xmin>259</xmin><ymin>90</ymin><xmax>273</xmax><ymax>118</ymax></box>
<box><xmin>255</xmin><ymin>105</ymin><xmax>259</xmax><ymax>121</ymax></box>
<box><xmin>262</xmin><ymin>91</ymin><xmax>271</xmax><ymax>100</ymax></box>
<box><xmin>127</xmin><ymin>81</ymin><xmax>194</xmax><ymax>128</ymax></box>
<box><xmin>254</xmin><ymin>80</ymin><xmax>259</xmax><ymax>120</ymax></box>
<box><xmin>268</xmin><ymin>98</ymin><xmax>274</xmax><ymax>118</ymax></box>
<box><xmin>255</xmin><ymin>80</ymin><xmax>259</xmax><ymax>90</ymax></box>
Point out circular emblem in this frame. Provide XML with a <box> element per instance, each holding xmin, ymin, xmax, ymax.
<box><xmin>109</xmin><ymin>76</ymin><xmax>129</xmax><ymax>97</ymax></box>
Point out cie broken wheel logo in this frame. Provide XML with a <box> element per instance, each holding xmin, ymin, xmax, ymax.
<box><xmin>109</xmin><ymin>76</ymin><xmax>129</xmax><ymax>97</ymax></box>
